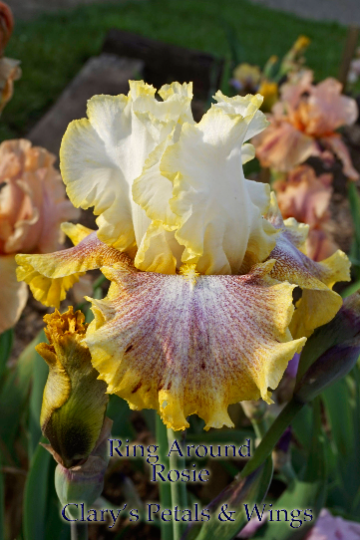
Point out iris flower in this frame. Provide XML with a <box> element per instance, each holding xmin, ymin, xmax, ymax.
<box><xmin>273</xmin><ymin>165</ymin><xmax>337</xmax><ymax>262</ymax></box>
<box><xmin>16</xmin><ymin>82</ymin><xmax>350</xmax><ymax>430</ymax></box>
<box><xmin>253</xmin><ymin>70</ymin><xmax>359</xmax><ymax>180</ymax></box>
<box><xmin>0</xmin><ymin>140</ymin><xmax>79</xmax><ymax>333</ymax></box>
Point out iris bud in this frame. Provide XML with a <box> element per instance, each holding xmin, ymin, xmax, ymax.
<box><xmin>36</xmin><ymin>307</ymin><xmax>108</xmax><ymax>468</ymax></box>
<box><xmin>54</xmin><ymin>418</ymin><xmax>112</xmax><ymax>519</ymax></box>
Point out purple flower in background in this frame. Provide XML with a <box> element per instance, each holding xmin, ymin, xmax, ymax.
<box><xmin>305</xmin><ymin>510</ymin><xmax>360</xmax><ymax>540</ymax></box>
<box><xmin>286</xmin><ymin>352</ymin><xmax>301</xmax><ymax>379</ymax></box>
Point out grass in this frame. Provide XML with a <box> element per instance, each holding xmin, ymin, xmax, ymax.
<box><xmin>0</xmin><ymin>0</ymin><xmax>351</xmax><ymax>143</ymax></box>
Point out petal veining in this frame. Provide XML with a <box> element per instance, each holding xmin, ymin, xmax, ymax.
<box><xmin>85</xmin><ymin>259</ymin><xmax>305</xmax><ymax>431</ymax></box>
<box><xmin>266</xmin><ymin>194</ymin><xmax>351</xmax><ymax>338</ymax></box>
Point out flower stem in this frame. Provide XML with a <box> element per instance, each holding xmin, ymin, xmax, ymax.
<box><xmin>156</xmin><ymin>415</ymin><xmax>172</xmax><ymax>540</ymax></box>
<box><xmin>241</xmin><ymin>397</ymin><xmax>304</xmax><ymax>478</ymax></box>
<box><xmin>167</xmin><ymin>428</ymin><xmax>187</xmax><ymax>540</ymax></box>
<box><xmin>71</xmin><ymin>523</ymin><xmax>88</xmax><ymax>540</ymax></box>
<box><xmin>92</xmin><ymin>274</ymin><xmax>106</xmax><ymax>291</ymax></box>
<box><xmin>241</xmin><ymin>400</ymin><xmax>268</xmax><ymax>441</ymax></box>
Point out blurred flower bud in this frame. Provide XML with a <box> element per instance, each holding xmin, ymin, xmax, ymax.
<box><xmin>279</xmin><ymin>35</ymin><xmax>310</xmax><ymax>77</ymax></box>
<box><xmin>0</xmin><ymin>3</ymin><xmax>19</xmax><ymax>113</ymax></box>
<box><xmin>242</xmin><ymin>400</ymin><xmax>268</xmax><ymax>445</ymax></box>
<box><xmin>242</xmin><ymin>400</ymin><xmax>267</xmax><ymax>422</ymax></box>
<box><xmin>0</xmin><ymin>56</ymin><xmax>20</xmax><ymax>113</ymax></box>
<box><xmin>293</xmin><ymin>35</ymin><xmax>311</xmax><ymax>53</ymax></box>
<box><xmin>53</xmin><ymin>418</ymin><xmax>112</xmax><ymax>519</ymax></box>
<box><xmin>231</xmin><ymin>63</ymin><xmax>261</xmax><ymax>93</ymax></box>
<box><xmin>258</xmin><ymin>80</ymin><xmax>278</xmax><ymax>112</ymax></box>
<box><xmin>294</xmin><ymin>291</ymin><xmax>360</xmax><ymax>403</ymax></box>
<box><xmin>0</xmin><ymin>2</ymin><xmax>13</xmax><ymax>56</ymax></box>
<box><xmin>36</xmin><ymin>307</ymin><xmax>108</xmax><ymax>469</ymax></box>
<box><xmin>263</xmin><ymin>55</ymin><xmax>279</xmax><ymax>80</ymax></box>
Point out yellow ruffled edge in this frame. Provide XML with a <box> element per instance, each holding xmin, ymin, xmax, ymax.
<box><xmin>289</xmin><ymin>249</ymin><xmax>351</xmax><ymax>338</ymax></box>
<box><xmin>15</xmin><ymin>223</ymin><xmax>93</xmax><ymax>309</ymax></box>
<box><xmin>84</xmin><ymin>260</ymin><xmax>306</xmax><ymax>431</ymax></box>
<box><xmin>267</xmin><ymin>192</ymin><xmax>351</xmax><ymax>338</ymax></box>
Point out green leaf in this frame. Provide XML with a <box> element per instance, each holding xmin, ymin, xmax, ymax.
<box><xmin>348</xmin><ymin>182</ymin><xmax>360</xmax><ymax>249</ymax></box>
<box><xmin>28</xmin><ymin>347</ymin><xmax>49</xmax><ymax>459</ymax></box>
<box><xmin>23</xmin><ymin>441</ymin><xmax>51</xmax><ymax>540</ymax></box>
<box><xmin>323</xmin><ymin>378</ymin><xmax>357</xmax><ymax>502</ymax></box>
<box><xmin>291</xmin><ymin>405</ymin><xmax>313</xmax><ymax>451</ymax></box>
<box><xmin>107</xmin><ymin>395</ymin><xmax>135</xmax><ymax>440</ymax></box>
<box><xmin>254</xmin><ymin>400</ymin><xmax>327</xmax><ymax>540</ymax></box>
<box><xmin>322</xmin><ymin>366</ymin><xmax>360</xmax><ymax>517</ymax></box>
<box><xmin>44</xmin><ymin>458</ymin><xmax>71</xmax><ymax>540</ymax></box>
<box><xmin>341</xmin><ymin>280</ymin><xmax>360</xmax><ymax>298</ymax></box>
<box><xmin>219</xmin><ymin>57</ymin><xmax>232</xmax><ymax>99</ymax></box>
<box><xmin>190</xmin><ymin>457</ymin><xmax>273</xmax><ymax>540</ymax></box>
<box><xmin>221</xmin><ymin>19</ymin><xmax>245</xmax><ymax>66</ymax></box>
<box><xmin>0</xmin><ymin>451</ymin><xmax>4</xmax><ymax>540</ymax></box>
<box><xmin>0</xmin><ymin>330</ymin><xmax>45</xmax><ymax>461</ymax></box>
<box><xmin>0</xmin><ymin>328</ymin><xmax>14</xmax><ymax>382</ymax></box>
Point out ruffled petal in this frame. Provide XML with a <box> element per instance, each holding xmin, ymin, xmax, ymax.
<box><xmin>15</xmin><ymin>227</ymin><xmax>127</xmax><ymax>308</ymax></box>
<box><xmin>160</xmin><ymin>107</ymin><xmax>276</xmax><ymax>275</ymax></box>
<box><xmin>132</xmin><ymin>138</ymin><xmax>178</xmax><ymax>231</ymax></box>
<box><xmin>266</xmin><ymin>194</ymin><xmax>351</xmax><ymax>338</ymax></box>
<box><xmin>134</xmin><ymin>222</ymin><xmax>183</xmax><ymax>274</ymax></box>
<box><xmin>0</xmin><ymin>139</ymin><xmax>80</xmax><ymax>255</ymax></box>
<box><xmin>85</xmin><ymin>259</ymin><xmax>305</xmax><ymax>431</ymax></box>
<box><xmin>60</xmin><ymin>81</ymin><xmax>193</xmax><ymax>253</ymax></box>
<box><xmin>242</xmin><ymin>143</ymin><xmax>256</xmax><ymax>164</ymax></box>
<box><xmin>324</xmin><ymin>135</ymin><xmax>359</xmax><ymax>181</ymax></box>
<box><xmin>305</xmin><ymin>78</ymin><xmax>358</xmax><ymax>135</ymax></box>
<box><xmin>0</xmin><ymin>255</ymin><xmax>28</xmax><ymax>332</ymax></box>
<box><xmin>253</xmin><ymin>121</ymin><xmax>315</xmax><ymax>173</ymax></box>
<box><xmin>213</xmin><ymin>91</ymin><xmax>269</xmax><ymax>140</ymax></box>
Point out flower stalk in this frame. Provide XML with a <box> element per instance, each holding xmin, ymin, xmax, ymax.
<box><xmin>242</xmin><ymin>400</ymin><xmax>269</xmax><ymax>441</ymax></box>
<box><xmin>167</xmin><ymin>428</ymin><xmax>187</xmax><ymax>540</ymax></box>
<box><xmin>156</xmin><ymin>416</ymin><xmax>172</xmax><ymax>540</ymax></box>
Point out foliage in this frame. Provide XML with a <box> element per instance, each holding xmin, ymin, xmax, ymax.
<box><xmin>0</xmin><ymin>0</ymin><xmax>347</xmax><ymax>140</ymax></box>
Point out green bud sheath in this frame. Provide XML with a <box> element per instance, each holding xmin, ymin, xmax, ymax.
<box><xmin>295</xmin><ymin>290</ymin><xmax>360</xmax><ymax>403</ymax></box>
<box><xmin>37</xmin><ymin>307</ymin><xmax>108</xmax><ymax>468</ymax></box>
<box><xmin>55</xmin><ymin>418</ymin><xmax>112</xmax><ymax>518</ymax></box>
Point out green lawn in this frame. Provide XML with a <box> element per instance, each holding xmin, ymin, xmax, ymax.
<box><xmin>0</xmin><ymin>0</ymin><xmax>350</xmax><ymax>142</ymax></box>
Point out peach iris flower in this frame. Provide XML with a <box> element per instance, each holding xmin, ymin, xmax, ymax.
<box><xmin>274</xmin><ymin>165</ymin><xmax>337</xmax><ymax>262</ymax></box>
<box><xmin>16</xmin><ymin>82</ymin><xmax>350</xmax><ymax>430</ymax></box>
<box><xmin>0</xmin><ymin>140</ymin><xmax>79</xmax><ymax>333</ymax></box>
<box><xmin>253</xmin><ymin>70</ymin><xmax>359</xmax><ymax>180</ymax></box>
